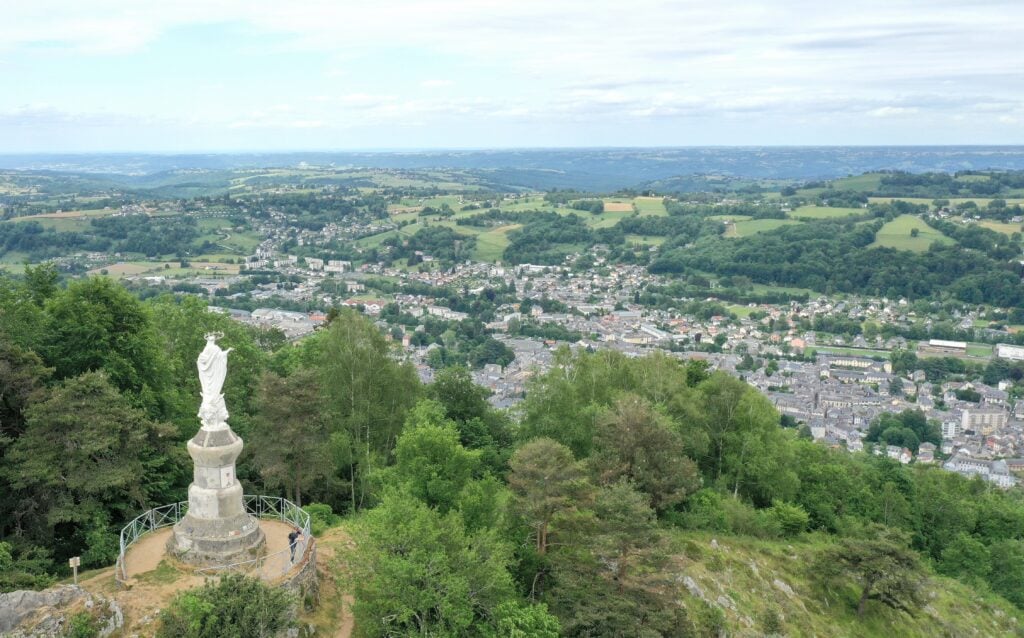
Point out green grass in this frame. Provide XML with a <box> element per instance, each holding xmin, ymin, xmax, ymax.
<box><xmin>870</xmin><ymin>215</ymin><xmax>956</xmax><ymax>252</ymax></box>
<box><xmin>829</xmin><ymin>173</ymin><xmax>885</xmax><ymax>192</ymax></box>
<box><xmin>135</xmin><ymin>559</ymin><xmax>183</xmax><ymax>585</ymax></box>
<box><xmin>868</xmin><ymin>196</ymin><xmax>1024</xmax><ymax>207</ymax></box>
<box><xmin>727</xmin><ymin>304</ymin><xmax>759</xmax><ymax>318</ymax></box>
<box><xmin>789</xmin><ymin>205</ymin><xmax>863</xmax><ymax>219</ymax></box>
<box><xmin>812</xmin><ymin>345</ymin><xmax>891</xmax><ymax>358</ymax></box>
<box><xmin>977</xmin><ymin>220</ymin><xmax>1024</xmax><ymax>235</ymax></box>
<box><xmin>730</xmin><ymin>219</ymin><xmax>801</xmax><ymax>237</ymax></box>
<box><xmin>633</xmin><ymin>196</ymin><xmax>668</xmax><ymax>215</ymax></box>
<box><xmin>473</xmin><ymin>224</ymin><xmax>520</xmax><ymax>261</ymax></box>
<box><xmin>665</xmin><ymin>530</ymin><xmax>1022</xmax><ymax>638</ymax></box>
<box><xmin>585</xmin><ymin>210</ymin><xmax>635</xmax><ymax>229</ymax></box>
<box><xmin>967</xmin><ymin>343</ymin><xmax>994</xmax><ymax>358</ymax></box>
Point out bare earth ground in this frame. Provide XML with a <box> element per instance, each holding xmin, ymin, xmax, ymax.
<box><xmin>78</xmin><ymin>520</ymin><xmax>317</xmax><ymax>636</ymax></box>
<box><xmin>603</xmin><ymin>202</ymin><xmax>634</xmax><ymax>212</ymax></box>
<box><xmin>299</xmin><ymin>526</ymin><xmax>355</xmax><ymax>638</ymax></box>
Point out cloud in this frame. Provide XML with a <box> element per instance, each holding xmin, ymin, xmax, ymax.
<box><xmin>868</xmin><ymin>106</ymin><xmax>922</xmax><ymax>118</ymax></box>
<box><xmin>1</xmin><ymin>1</ymin><xmax>1024</xmax><ymax>147</ymax></box>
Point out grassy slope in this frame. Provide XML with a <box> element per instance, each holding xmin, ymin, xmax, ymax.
<box><xmin>309</xmin><ymin>522</ymin><xmax>1024</xmax><ymax>638</ymax></box>
<box><xmin>870</xmin><ymin>215</ymin><xmax>956</xmax><ymax>252</ymax></box>
<box><xmin>668</xmin><ymin>531</ymin><xmax>1023</xmax><ymax>638</ymax></box>
<box><xmin>829</xmin><ymin>173</ymin><xmax>885</xmax><ymax>192</ymax></box>
<box><xmin>789</xmin><ymin>205</ymin><xmax>863</xmax><ymax>219</ymax></box>
<box><xmin>732</xmin><ymin>219</ymin><xmax>802</xmax><ymax>237</ymax></box>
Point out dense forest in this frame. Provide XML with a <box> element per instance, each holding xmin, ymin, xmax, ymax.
<box><xmin>651</xmin><ymin>212</ymin><xmax>1024</xmax><ymax>306</ymax></box>
<box><xmin>5</xmin><ymin>270</ymin><xmax>1024</xmax><ymax>635</ymax></box>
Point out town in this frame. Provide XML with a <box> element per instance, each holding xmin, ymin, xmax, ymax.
<box><xmin>133</xmin><ymin>234</ymin><xmax>1024</xmax><ymax>490</ymax></box>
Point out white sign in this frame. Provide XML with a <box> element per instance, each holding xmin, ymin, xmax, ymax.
<box><xmin>68</xmin><ymin>556</ymin><xmax>80</xmax><ymax>568</ymax></box>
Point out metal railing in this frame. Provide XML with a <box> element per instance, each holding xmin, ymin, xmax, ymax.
<box><xmin>116</xmin><ymin>500</ymin><xmax>188</xmax><ymax>581</ymax></box>
<box><xmin>115</xmin><ymin>495</ymin><xmax>312</xmax><ymax>583</ymax></box>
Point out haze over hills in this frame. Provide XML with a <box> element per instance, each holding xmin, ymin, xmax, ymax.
<box><xmin>5</xmin><ymin>146</ymin><xmax>1024</xmax><ymax>192</ymax></box>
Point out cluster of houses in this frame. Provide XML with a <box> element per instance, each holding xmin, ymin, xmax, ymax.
<box><xmin>181</xmin><ymin>234</ymin><xmax>1024</xmax><ymax>490</ymax></box>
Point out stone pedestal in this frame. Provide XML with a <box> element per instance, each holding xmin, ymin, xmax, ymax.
<box><xmin>167</xmin><ymin>424</ymin><xmax>265</xmax><ymax>566</ymax></box>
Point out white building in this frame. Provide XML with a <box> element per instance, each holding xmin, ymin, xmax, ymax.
<box><xmin>962</xmin><ymin>408</ymin><xmax>1008</xmax><ymax>434</ymax></box>
<box><xmin>944</xmin><ymin>454</ymin><xmax>1018</xmax><ymax>488</ymax></box>
<box><xmin>996</xmin><ymin>343</ymin><xmax>1024</xmax><ymax>361</ymax></box>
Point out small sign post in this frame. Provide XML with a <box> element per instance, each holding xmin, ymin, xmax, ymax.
<box><xmin>69</xmin><ymin>556</ymin><xmax>80</xmax><ymax>585</ymax></box>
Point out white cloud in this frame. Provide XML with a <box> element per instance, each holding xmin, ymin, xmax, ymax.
<box><xmin>868</xmin><ymin>106</ymin><xmax>921</xmax><ymax>118</ymax></box>
<box><xmin>1</xmin><ymin>1</ymin><xmax>1023</xmax><ymax>147</ymax></box>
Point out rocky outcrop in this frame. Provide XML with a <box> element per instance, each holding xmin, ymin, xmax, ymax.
<box><xmin>0</xmin><ymin>585</ymin><xmax>123</xmax><ymax>637</ymax></box>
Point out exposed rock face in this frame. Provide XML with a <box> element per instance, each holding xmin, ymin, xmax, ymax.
<box><xmin>0</xmin><ymin>585</ymin><xmax>123</xmax><ymax>637</ymax></box>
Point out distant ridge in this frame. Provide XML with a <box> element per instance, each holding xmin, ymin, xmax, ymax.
<box><xmin>3</xmin><ymin>147</ymin><xmax>1024</xmax><ymax>192</ymax></box>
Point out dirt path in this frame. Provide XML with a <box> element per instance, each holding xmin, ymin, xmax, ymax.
<box><xmin>305</xmin><ymin>527</ymin><xmax>356</xmax><ymax>638</ymax></box>
<box><xmin>101</xmin><ymin>520</ymin><xmax>313</xmax><ymax>635</ymax></box>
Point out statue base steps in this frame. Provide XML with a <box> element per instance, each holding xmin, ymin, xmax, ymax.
<box><xmin>167</xmin><ymin>513</ymin><xmax>266</xmax><ymax>567</ymax></box>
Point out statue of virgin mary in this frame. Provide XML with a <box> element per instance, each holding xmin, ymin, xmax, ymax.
<box><xmin>197</xmin><ymin>333</ymin><xmax>232</xmax><ymax>427</ymax></box>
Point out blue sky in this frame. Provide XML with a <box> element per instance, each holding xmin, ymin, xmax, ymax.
<box><xmin>1</xmin><ymin>0</ymin><xmax>1023</xmax><ymax>151</ymax></box>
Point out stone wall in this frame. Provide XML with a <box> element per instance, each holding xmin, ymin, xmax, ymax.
<box><xmin>278</xmin><ymin>538</ymin><xmax>319</xmax><ymax>609</ymax></box>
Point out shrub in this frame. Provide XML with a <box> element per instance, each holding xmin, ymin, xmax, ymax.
<box><xmin>769</xmin><ymin>500</ymin><xmax>810</xmax><ymax>537</ymax></box>
<box><xmin>157</xmin><ymin>574</ymin><xmax>294</xmax><ymax>638</ymax></box>
<box><xmin>66</xmin><ymin>611</ymin><xmax>100</xmax><ymax>638</ymax></box>
<box><xmin>302</xmin><ymin>503</ymin><xmax>341</xmax><ymax>536</ymax></box>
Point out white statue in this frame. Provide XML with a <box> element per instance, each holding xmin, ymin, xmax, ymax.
<box><xmin>197</xmin><ymin>333</ymin><xmax>232</xmax><ymax>428</ymax></box>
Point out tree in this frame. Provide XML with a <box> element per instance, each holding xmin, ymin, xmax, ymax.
<box><xmin>157</xmin><ymin>574</ymin><xmax>294</xmax><ymax>638</ymax></box>
<box><xmin>987</xmin><ymin>539</ymin><xmax>1024</xmax><ymax>608</ymax></box>
<box><xmin>4</xmin><ymin>372</ymin><xmax>178</xmax><ymax>560</ymax></box>
<box><xmin>386</xmin><ymin>399</ymin><xmax>482</xmax><ymax>512</ymax></box>
<box><xmin>813</xmin><ymin>528</ymin><xmax>923</xmax><ymax>618</ymax></box>
<box><xmin>485</xmin><ymin>601</ymin><xmax>560</xmax><ymax>638</ymax></box>
<box><xmin>349</xmin><ymin>492</ymin><xmax>518</xmax><ymax>637</ymax></box>
<box><xmin>589</xmin><ymin>395</ymin><xmax>700</xmax><ymax>511</ymax></box>
<box><xmin>0</xmin><ymin>342</ymin><xmax>50</xmax><ymax>441</ymax></box>
<box><xmin>427</xmin><ymin>366</ymin><xmax>512</xmax><ymax>470</ymax></box>
<box><xmin>508</xmin><ymin>438</ymin><xmax>590</xmax><ymax>556</ymax></box>
<box><xmin>250</xmin><ymin>369</ymin><xmax>331</xmax><ymax>507</ymax></box>
<box><xmin>938</xmin><ymin>533</ymin><xmax>990</xmax><ymax>585</ymax></box>
<box><xmin>43</xmin><ymin>277</ymin><xmax>168</xmax><ymax>417</ymax></box>
<box><xmin>546</xmin><ymin>483</ymin><xmax>686</xmax><ymax>637</ymax></box>
<box><xmin>695</xmin><ymin>373</ymin><xmax>798</xmax><ymax>505</ymax></box>
<box><xmin>315</xmin><ymin>309</ymin><xmax>421</xmax><ymax>512</ymax></box>
<box><xmin>590</xmin><ymin>481</ymin><xmax>660</xmax><ymax>591</ymax></box>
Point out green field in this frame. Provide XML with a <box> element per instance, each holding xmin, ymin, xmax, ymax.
<box><xmin>632</xmin><ymin>196</ymin><xmax>668</xmax><ymax>215</ymax></box>
<box><xmin>789</xmin><ymin>205</ymin><xmax>863</xmax><ymax>219</ymax></box>
<box><xmin>625</xmin><ymin>234</ymin><xmax>665</xmax><ymax>247</ymax></box>
<box><xmin>870</xmin><ymin>215</ymin><xmax>955</xmax><ymax>252</ymax></box>
<box><xmin>729</xmin><ymin>219</ymin><xmax>801</xmax><ymax>237</ymax></box>
<box><xmin>473</xmin><ymin>224</ymin><xmax>520</xmax><ymax>261</ymax></box>
<box><xmin>977</xmin><ymin>220</ymin><xmax>1024</xmax><ymax>235</ymax></box>
<box><xmin>727</xmin><ymin>304</ymin><xmax>759</xmax><ymax>318</ymax></box>
<box><xmin>868</xmin><ymin>197</ymin><xmax>1024</xmax><ymax>207</ymax></box>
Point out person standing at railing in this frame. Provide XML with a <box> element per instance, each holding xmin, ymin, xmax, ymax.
<box><xmin>288</xmin><ymin>528</ymin><xmax>303</xmax><ymax>562</ymax></box>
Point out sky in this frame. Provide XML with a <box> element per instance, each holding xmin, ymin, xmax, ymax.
<box><xmin>1</xmin><ymin>0</ymin><xmax>1023</xmax><ymax>152</ymax></box>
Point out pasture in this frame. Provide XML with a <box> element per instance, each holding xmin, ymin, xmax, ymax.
<box><xmin>633</xmin><ymin>196</ymin><xmax>668</xmax><ymax>215</ymax></box>
<box><xmin>977</xmin><ymin>220</ymin><xmax>1024</xmax><ymax>235</ymax></box>
<box><xmin>474</xmin><ymin>224</ymin><xmax>521</xmax><ymax>261</ymax></box>
<box><xmin>788</xmin><ymin>205</ymin><xmax>863</xmax><ymax>219</ymax></box>
<box><xmin>728</xmin><ymin>219</ymin><xmax>800</xmax><ymax>237</ymax></box>
<box><xmin>869</xmin><ymin>215</ymin><xmax>955</xmax><ymax>252</ymax></box>
<box><xmin>868</xmin><ymin>197</ymin><xmax>1024</xmax><ymax>207</ymax></box>
<box><xmin>829</xmin><ymin>173</ymin><xmax>884</xmax><ymax>192</ymax></box>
